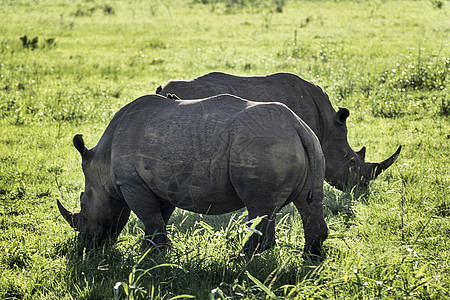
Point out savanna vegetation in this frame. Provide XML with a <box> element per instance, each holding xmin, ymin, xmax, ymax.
<box><xmin>0</xmin><ymin>0</ymin><xmax>448</xmax><ymax>298</ymax></box>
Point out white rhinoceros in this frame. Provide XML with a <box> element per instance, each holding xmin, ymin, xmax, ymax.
<box><xmin>58</xmin><ymin>94</ymin><xmax>328</xmax><ymax>255</ymax></box>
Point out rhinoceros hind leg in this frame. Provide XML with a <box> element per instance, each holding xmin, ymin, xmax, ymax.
<box><xmin>293</xmin><ymin>195</ymin><xmax>328</xmax><ymax>258</ymax></box>
<box><xmin>242</xmin><ymin>209</ymin><xmax>278</xmax><ymax>254</ymax></box>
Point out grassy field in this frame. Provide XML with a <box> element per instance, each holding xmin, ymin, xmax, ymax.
<box><xmin>0</xmin><ymin>0</ymin><xmax>449</xmax><ymax>298</ymax></box>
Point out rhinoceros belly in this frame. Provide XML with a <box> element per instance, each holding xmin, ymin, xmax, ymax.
<box><xmin>133</xmin><ymin>150</ymin><xmax>245</xmax><ymax>214</ymax></box>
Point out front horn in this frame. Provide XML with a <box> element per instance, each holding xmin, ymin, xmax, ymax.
<box><xmin>57</xmin><ymin>199</ymin><xmax>78</xmax><ymax>229</ymax></box>
<box><xmin>374</xmin><ymin>145</ymin><xmax>402</xmax><ymax>178</ymax></box>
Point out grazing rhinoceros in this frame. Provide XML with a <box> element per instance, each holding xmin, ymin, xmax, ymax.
<box><xmin>156</xmin><ymin>72</ymin><xmax>401</xmax><ymax>190</ymax></box>
<box><xmin>57</xmin><ymin>94</ymin><xmax>328</xmax><ymax>255</ymax></box>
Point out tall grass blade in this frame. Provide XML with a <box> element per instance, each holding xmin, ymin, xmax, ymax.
<box><xmin>246</xmin><ymin>271</ymin><xmax>278</xmax><ymax>299</ymax></box>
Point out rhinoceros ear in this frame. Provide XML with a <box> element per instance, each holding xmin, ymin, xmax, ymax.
<box><xmin>356</xmin><ymin>146</ymin><xmax>366</xmax><ymax>161</ymax></box>
<box><xmin>73</xmin><ymin>134</ymin><xmax>90</xmax><ymax>157</ymax></box>
<box><xmin>335</xmin><ymin>107</ymin><xmax>350</xmax><ymax>124</ymax></box>
<box><xmin>166</xmin><ymin>93</ymin><xmax>181</xmax><ymax>100</ymax></box>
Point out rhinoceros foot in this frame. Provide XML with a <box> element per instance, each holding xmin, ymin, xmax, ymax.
<box><xmin>139</xmin><ymin>233</ymin><xmax>172</xmax><ymax>254</ymax></box>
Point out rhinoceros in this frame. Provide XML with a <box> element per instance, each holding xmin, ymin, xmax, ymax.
<box><xmin>57</xmin><ymin>94</ymin><xmax>328</xmax><ymax>255</ymax></box>
<box><xmin>156</xmin><ymin>72</ymin><xmax>401</xmax><ymax>190</ymax></box>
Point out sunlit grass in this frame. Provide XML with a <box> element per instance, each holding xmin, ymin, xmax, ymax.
<box><xmin>0</xmin><ymin>0</ymin><xmax>448</xmax><ymax>298</ymax></box>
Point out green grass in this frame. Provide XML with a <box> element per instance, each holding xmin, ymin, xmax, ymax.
<box><xmin>0</xmin><ymin>0</ymin><xmax>448</xmax><ymax>298</ymax></box>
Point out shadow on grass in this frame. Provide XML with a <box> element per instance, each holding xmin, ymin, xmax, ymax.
<box><xmin>57</xmin><ymin>185</ymin><xmax>368</xmax><ymax>299</ymax></box>
<box><xmin>109</xmin><ymin>237</ymin><xmax>328</xmax><ymax>299</ymax></box>
<box><xmin>56</xmin><ymin>236</ymin><xmax>133</xmax><ymax>300</ymax></box>
<box><xmin>322</xmin><ymin>183</ymin><xmax>373</xmax><ymax>225</ymax></box>
<box><xmin>58</xmin><ymin>216</ymin><xmax>331</xmax><ymax>299</ymax></box>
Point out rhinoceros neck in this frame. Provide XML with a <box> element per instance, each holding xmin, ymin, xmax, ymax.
<box><xmin>260</xmin><ymin>73</ymin><xmax>332</xmax><ymax>145</ymax></box>
<box><xmin>89</xmin><ymin>100</ymin><xmax>142</xmax><ymax>200</ymax></box>
<box><xmin>87</xmin><ymin>144</ymin><xmax>117</xmax><ymax>198</ymax></box>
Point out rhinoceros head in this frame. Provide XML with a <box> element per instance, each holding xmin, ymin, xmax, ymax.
<box><xmin>323</xmin><ymin>108</ymin><xmax>401</xmax><ymax>190</ymax></box>
<box><xmin>57</xmin><ymin>135</ymin><xmax>130</xmax><ymax>240</ymax></box>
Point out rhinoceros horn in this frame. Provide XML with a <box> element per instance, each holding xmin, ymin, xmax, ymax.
<box><xmin>57</xmin><ymin>199</ymin><xmax>78</xmax><ymax>229</ymax></box>
<box><xmin>372</xmin><ymin>145</ymin><xmax>402</xmax><ymax>178</ymax></box>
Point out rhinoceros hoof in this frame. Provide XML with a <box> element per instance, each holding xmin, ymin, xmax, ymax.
<box><xmin>140</xmin><ymin>234</ymin><xmax>171</xmax><ymax>251</ymax></box>
<box><xmin>242</xmin><ymin>238</ymin><xmax>275</xmax><ymax>255</ymax></box>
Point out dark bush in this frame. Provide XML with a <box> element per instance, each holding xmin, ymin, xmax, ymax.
<box><xmin>20</xmin><ymin>36</ymin><xmax>38</xmax><ymax>50</ymax></box>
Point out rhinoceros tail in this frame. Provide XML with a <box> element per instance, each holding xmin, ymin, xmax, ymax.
<box><xmin>307</xmin><ymin>190</ymin><xmax>314</xmax><ymax>205</ymax></box>
<box><xmin>294</xmin><ymin>118</ymin><xmax>325</xmax><ymax>205</ymax></box>
<box><xmin>155</xmin><ymin>86</ymin><xmax>162</xmax><ymax>94</ymax></box>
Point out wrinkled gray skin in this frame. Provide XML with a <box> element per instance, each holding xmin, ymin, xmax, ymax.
<box><xmin>157</xmin><ymin>72</ymin><xmax>401</xmax><ymax>190</ymax></box>
<box><xmin>58</xmin><ymin>94</ymin><xmax>328</xmax><ymax>255</ymax></box>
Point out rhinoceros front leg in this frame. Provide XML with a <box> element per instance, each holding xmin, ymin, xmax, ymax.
<box><xmin>120</xmin><ymin>184</ymin><xmax>171</xmax><ymax>246</ymax></box>
<box><xmin>160</xmin><ymin>201</ymin><xmax>175</xmax><ymax>225</ymax></box>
